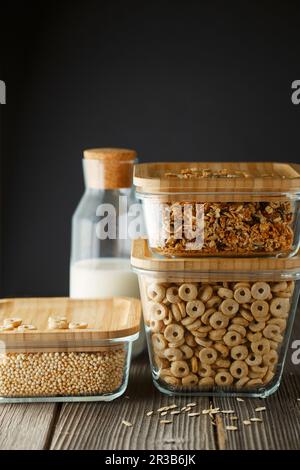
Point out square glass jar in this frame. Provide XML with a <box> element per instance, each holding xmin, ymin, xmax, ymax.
<box><xmin>132</xmin><ymin>239</ymin><xmax>300</xmax><ymax>397</ymax></box>
<box><xmin>134</xmin><ymin>162</ymin><xmax>300</xmax><ymax>257</ymax></box>
<box><xmin>0</xmin><ymin>297</ymin><xmax>140</xmax><ymax>402</ymax></box>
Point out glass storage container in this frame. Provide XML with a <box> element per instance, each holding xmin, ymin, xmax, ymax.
<box><xmin>131</xmin><ymin>238</ymin><xmax>300</xmax><ymax>397</ymax></box>
<box><xmin>0</xmin><ymin>297</ymin><xmax>141</xmax><ymax>402</ymax></box>
<box><xmin>70</xmin><ymin>148</ymin><xmax>145</xmax><ymax>356</ymax></box>
<box><xmin>134</xmin><ymin>162</ymin><xmax>300</xmax><ymax>257</ymax></box>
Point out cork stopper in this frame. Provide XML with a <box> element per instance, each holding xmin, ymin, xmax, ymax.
<box><xmin>83</xmin><ymin>148</ymin><xmax>137</xmax><ymax>189</ymax></box>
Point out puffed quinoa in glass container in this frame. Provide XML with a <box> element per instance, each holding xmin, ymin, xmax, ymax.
<box><xmin>131</xmin><ymin>239</ymin><xmax>300</xmax><ymax>397</ymax></box>
<box><xmin>134</xmin><ymin>162</ymin><xmax>300</xmax><ymax>257</ymax></box>
<box><xmin>0</xmin><ymin>297</ymin><xmax>141</xmax><ymax>402</ymax></box>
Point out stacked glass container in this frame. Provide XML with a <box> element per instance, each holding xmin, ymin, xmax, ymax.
<box><xmin>131</xmin><ymin>162</ymin><xmax>300</xmax><ymax>397</ymax></box>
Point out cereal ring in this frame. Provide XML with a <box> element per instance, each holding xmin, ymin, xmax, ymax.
<box><xmin>269</xmin><ymin>339</ymin><xmax>280</xmax><ymax>350</ymax></box>
<box><xmin>166</xmin><ymin>286</ymin><xmax>180</xmax><ymax>304</ymax></box>
<box><xmin>152</xmin><ymin>333</ymin><xmax>167</xmax><ymax>351</ymax></box>
<box><xmin>185</xmin><ymin>334</ymin><xmax>196</xmax><ymax>347</ymax></box>
<box><xmin>206</xmin><ymin>296</ymin><xmax>222</xmax><ymax>309</ymax></box>
<box><xmin>168</xmin><ymin>337</ymin><xmax>185</xmax><ymax>348</ymax></box>
<box><xmin>199</xmin><ymin>347</ymin><xmax>218</xmax><ymax>365</ymax></box>
<box><xmin>209</xmin><ymin>312</ymin><xmax>229</xmax><ymax>330</ymax></box>
<box><xmin>150</xmin><ymin>302</ymin><xmax>168</xmax><ymax>321</ymax></box>
<box><xmin>231</xmin><ymin>345</ymin><xmax>248</xmax><ymax>361</ymax></box>
<box><xmin>251</xmin><ymin>339</ymin><xmax>270</xmax><ymax>356</ymax></box>
<box><xmin>170</xmin><ymin>360</ymin><xmax>190</xmax><ymax>378</ymax></box>
<box><xmin>263</xmin><ymin>324</ymin><xmax>281</xmax><ymax>340</ymax></box>
<box><xmin>247</xmin><ymin>331</ymin><xmax>262</xmax><ymax>342</ymax></box>
<box><xmin>215</xmin><ymin>371</ymin><xmax>234</xmax><ymax>386</ymax></box>
<box><xmin>218</xmin><ymin>287</ymin><xmax>234</xmax><ymax>299</ymax></box>
<box><xmin>220</xmin><ymin>299</ymin><xmax>239</xmax><ymax>317</ymax></box>
<box><xmin>230</xmin><ymin>360</ymin><xmax>248</xmax><ymax>379</ymax></box>
<box><xmin>197</xmin><ymin>325</ymin><xmax>212</xmax><ymax>333</ymax></box>
<box><xmin>214</xmin><ymin>342</ymin><xmax>229</xmax><ymax>358</ymax></box>
<box><xmin>234</xmin><ymin>282</ymin><xmax>251</xmax><ymax>290</ymax></box>
<box><xmin>270</xmin><ymin>298</ymin><xmax>290</xmax><ymax>318</ymax></box>
<box><xmin>234</xmin><ymin>287</ymin><xmax>252</xmax><ymax>304</ymax></box>
<box><xmin>246</xmin><ymin>378</ymin><xmax>263</xmax><ymax>387</ymax></box>
<box><xmin>182</xmin><ymin>374</ymin><xmax>199</xmax><ymax>387</ymax></box>
<box><xmin>147</xmin><ymin>283</ymin><xmax>166</xmax><ymax>302</ymax></box>
<box><xmin>163</xmin><ymin>375</ymin><xmax>181</xmax><ymax>386</ymax></box>
<box><xmin>179</xmin><ymin>283</ymin><xmax>198</xmax><ymax>301</ymax></box>
<box><xmin>180</xmin><ymin>345</ymin><xmax>194</xmax><ymax>360</ymax></box>
<box><xmin>48</xmin><ymin>316</ymin><xmax>68</xmax><ymax>330</ymax></box>
<box><xmin>186</xmin><ymin>300</ymin><xmax>205</xmax><ymax>318</ymax></box>
<box><xmin>228</xmin><ymin>324</ymin><xmax>247</xmax><ymax>337</ymax></box>
<box><xmin>164</xmin><ymin>348</ymin><xmax>183</xmax><ymax>361</ymax></box>
<box><xmin>163</xmin><ymin>310</ymin><xmax>173</xmax><ymax>325</ymax></box>
<box><xmin>68</xmin><ymin>322</ymin><xmax>88</xmax><ymax>329</ymax></box>
<box><xmin>198</xmin><ymin>364</ymin><xmax>213</xmax><ymax>377</ymax></box>
<box><xmin>271</xmin><ymin>281</ymin><xmax>288</xmax><ymax>293</ymax></box>
<box><xmin>251</xmin><ymin>282</ymin><xmax>271</xmax><ymax>300</ymax></box>
<box><xmin>273</xmin><ymin>333</ymin><xmax>283</xmax><ymax>343</ymax></box>
<box><xmin>185</xmin><ymin>319</ymin><xmax>202</xmax><ymax>331</ymax></box>
<box><xmin>199</xmin><ymin>377</ymin><xmax>215</xmax><ymax>386</ymax></box>
<box><xmin>231</xmin><ymin>316</ymin><xmax>249</xmax><ymax>327</ymax></box>
<box><xmin>223</xmin><ymin>331</ymin><xmax>242</xmax><ymax>347</ymax></box>
<box><xmin>195</xmin><ymin>337</ymin><xmax>213</xmax><ymax>347</ymax></box>
<box><xmin>209</xmin><ymin>328</ymin><xmax>226</xmax><ymax>341</ymax></box>
<box><xmin>171</xmin><ymin>303</ymin><xmax>183</xmax><ymax>321</ymax></box>
<box><xmin>276</xmin><ymin>292</ymin><xmax>292</xmax><ymax>298</ymax></box>
<box><xmin>154</xmin><ymin>355</ymin><xmax>169</xmax><ymax>369</ymax></box>
<box><xmin>17</xmin><ymin>324</ymin><xmax>37</xmax><ymax>331</ymax></box>
<box><xmin>235</xmin><ymin>377</ymin><xmax>250</xmax><ymax>388</ymax></box>
<box><xmin>215</xmin><ymin>358</ymin><xmax>231</xmax><ymax>369</ymax></box>
<box><xmin>201</xmin><ymin>308</ymin><xmax>216</xmax><ymax>325</ymax></box>
<box><xmin>3</xmin><ymin>318</ymin><xmax>22</xmax><ymax>328</ymax></box>
<box><xmin>263</xmin><ymin>350</ymin><xmax>279</xmax><ymax>367</ymax></box>
<box><xmin>199</xmin><ymin>285</ymin><xmax>213</xmax><ymax>302</ymax></box>
<box><xmin>268</xmin><ymin>318</ymin><xmax>286</xmax><ymax>332</ymax></box>
<box><xmin>181</xmin><ymin>316</ymin><xmax>196</xmax><ymax>326</ymax></box>
<box><xmin>251</xmin><ymin>300</ymin><xmax>269</xmax><ymax>320</ymax></box>
<box><xmin>263</xmin><ymin>368</ymin><xmax>275</xmax><ymax>384</ymax></box>
<box><xmin>164</xmin><ymin>323</ymin><xmax>185</xmax><ymax>342</ymax></box>
<box><xmin>249</xmin><ymin>320</ymin><xmax>266</xmax><ymax>332</ymax></box>
<box><xmin>241</xmin><ymin>303</ymin><xmax>251</xmax><ymax>311</ymax></box>
<box><xmin>159</xmin><ymin>368</ymin><xmax>173</xmax><ymax>377</ymax></box>
<box><xmin>240</xmin><ymin>308</ymin><xmax>254</xmax><ymax>322</ymax></box>
<box><xmin>191</xmin><ymin>356</ymin><xmax>198</xmax><ymax>373</ymax></box>
<box><xmin>191</xmin><ymin>330</ymin><xmax>208</xmax><ymax>338</ymax></box>
<box><xmin>249</xmin><ymin>366</ymin><xmax>268</xmax><ymax>378</ymax></box>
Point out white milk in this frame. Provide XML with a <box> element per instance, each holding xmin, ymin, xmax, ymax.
<box><xmin>70</xmin><ymin>258</ymin><xmax>145</xmax><ymax>356</ymax></box>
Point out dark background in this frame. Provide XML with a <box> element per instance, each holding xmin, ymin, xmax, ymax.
<box><xmin>0</xmin><ymin>0</ymin><xmax>299</xmax><ymax>297</ymax></box>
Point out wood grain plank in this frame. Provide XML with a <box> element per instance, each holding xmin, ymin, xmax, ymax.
<box><xmin>0</xmin><ymin>403</ymin><xmax>57</xmax><ymax>450</ymax></box>
<box><xmin>50</xmin><ymin>357</ymin><xmax>216</xmax><ymax>450</ymax></box>
<box><xmin>212</xmin><ymin>315</ymin><xmax>300</xmax><ymax>450</ymax></box>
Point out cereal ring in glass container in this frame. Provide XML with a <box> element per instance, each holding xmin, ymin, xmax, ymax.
<box><xmin>249</xmin><ymin>320</ymin><xmax>266</xmax><ymax>332</ymax></box>
<box><xmin>180</xmin><ymin>344</ymin><xmax>194</xmax><ymax>360</ymax></box>
<box><xmin>209</xmin><ymin>311</ymin><xmax>229</xmax><ymax>330</ymax></box>
<box><xmin>228</xmin><ymin>324</ymin><xmax>247</xmax><ymax>337</ymax></box>
<box><xmin>185</xmin><ymin>319</ymin><xmax>202</xmax><ymax>331</ymax></box>
<box><xmin>186</xmin><ymin>300</ymin><xmax>205</xmax><ymax>318</ymax></box>
<box><xmin>199</xmin><ymin>285</ymin><xmax>213</xmax><ymax>302</ymax></box>
<box><xmin>199</xmin><ymin>347</ymin><xmax>218</xmax><ymax>365</ymax></box>
<box><xmin>215</xmin><ymin>358</ymin><xmax>231</xmax><ymax>369</ymax></box>
<box><xmin>251</xmin><ymin>282</ymin><xmax>271</xmax><ymax>300</ymax></box>
<box><xmin>195</xmin><ymin>337</ymin><xmax>213</xmax><ymax>347</ymax></box>
<box><xmin>231</xmin><ymin>316</ymin><xmax>249</xmax><ymax>327</ymax></box>
<box><xmin>168</xmin><ymin>337</ymin><xmax>185</xmax><ymax>348</ymax></box>
<box><xmin>263</xmin><ymin>324</ymin><xmax>281</xmax><ymax>340</ymax></box>
<box><xmin>235</xmin><ymin>376</ymin><xmax>250</xmax><ymax>388</ymax></box>
<box><xmin>230</xmin><ymin>360</ymin><xmax>249</xmax><ymax>379</ymax></box>
<box><xmin>240</xmin><ymin>308</ymin><xmax>254</xmax><ymax>322</ymax></box>
<box><xmin>171</xmin><ymin>303</ymin><xmax>183</xmax><ymax>321</ymax></box>
<box><xmin>164</xmin><ymin>323</ymin><xmax>185</xmax><ymax>343</ymax></box>
<box><xmin>268</xmin><ymin>318</ymin><xmax>287</xmax><ymax>332</ymax></box>
<box><xmin>246</xmin><ymin>352</ymin><xmax>263</xmax><ymax>366</ymax></box>
<box><xmin>163</xmin><ymin>375</ymin><xmax>181</xmax><ymax>386</ymax></box>
<box><xmin>163</xmin><ymin>309</ymin><xmax>173</xmax><ymax>325</ymax></box>
<box><xmin>166</xmin><ymin>286</ymin><xmax>180</xmax><ymax>303</ymax></box>
<box><xmin>249</xmin><ymin>365</ymin><xmax>268</xmax><ymax>378</ymax></box>
<box><xmin>150</xmin><ymin>302</ymin><xmax>168</xmax><ymax>321</ymax></box>
<box><xmin>171</xmin><ymin>360</ymin><xmax>190</xmax><ymax>378</ymax></box>
<box><xmin>198</xmin><ymin>364</ymin><xmax>213</xmax><ymax>377</ymax></box>
<box><xmin>182</xmin><ymin>374</ymin><xmax>199</xmax><ymax>387</ymax></box>
<box><xmin>201</xmin><ymin>308</ymin><xmax>216</xmax><ymax>325</ymax></box>
<box><xmin>234</xmin><ymin>287</ymin><xmax>252</xmax><ymax>304</ymax></box>
<box><xmin>231</xmin><ymin>345</ymin><xmax>248</xmax><ymax>361</ymax></box>
<box><xmin>152</xmin><ymin>333</ymin><xmax>168</xmax><ymax>351</ymax></box>
<box><xmin>147</xmin><ymin>283</ymin><xmax>166</xmax><ymax>302</ymax></box>
<box><xmin>214</xmin><ymin>342</ymin><xmax>229</xmax><ymax>358</ymax></box>
<box><xmin>271</xmin><ymin>281</ymin><xmax>288</xmax><ymax>293</ymax></box>
<box><xmin>209</xmin><ymin>328</ymin><xmax>226</xmax><ymax>341</ymax></box>
<box><xmin>178</xmin><ymin>283</ymin><xmax>198</xmax><ymax>301</ymax></box>
<box><xmin>263</xmin><ymin>368</ymin><xmax>275</xmax><ymax>384</ymax></box>
<box><xmin>251</xmin><ymin>338</ymin><xmax>271</xmax><ymax>355</ymax></box>
<box><xmin>223</xmin><ymin>331</ymin><xmax>242</xmax><ymax>347</ymax></box>
<box><xmin>199</xmin><ymin>376</ymin><xmax>215</xmax><ymax>386</ymax></box>
<box><xmin>186</xmin><ymin>333</ymin><xmax>196</xmax><ymax>347</ymax></box>
<box><xmin>215</xmin><ymin>371</ymin><xmax>234</xmax><ymax>386</ymax></box>
<box><xmin>251</xmin><ymin>300</ymin><xmax>269</xmax><ymax>320</ymax></box>
<box><xmin>164</xmin><ymin>347</ymin><xmax>183</xmax><ymax>361</ymax></box>
<box><xmin>218</xmin><ymin>287</ymin><xmax>234</xmax><ymax>299</ymax></box>
<box><xmin>220</xmin><ymin>299</ymin><xmax>239</xmax><ymax>317</ymax></box>
<box><xmin>190</xmin><ymin>356</ymin><xmax>198</xmax><ymax>373</ymax></box>
<box><xmin>270</xmin><ymin>298</ymin><xmax>290</xmax><ymax>318</ymax></box>
<box><xmin>154</xmin><ymin>355</ymin><xmax>169</xmax><ymax>369</ymax></box>
<box><xmin>206</xmin><ymin>296</ymin><xmax>222</xmax><ymax>309</ymax></box>
<box><xmin>149</xmin><ymin>319</ymin><xmax>164</xmax><ymax>333</ymax></box>
<box><xmin>247</xmin><ymin>331</ymin><xmax>262</xmax><ymax>342</ymax></box>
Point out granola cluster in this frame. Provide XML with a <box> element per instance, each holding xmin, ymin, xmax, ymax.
<box><xmin>157</xmin><ymin>201</ymin><xmax>294</xmax><ymax>256</ymax></box>
<box><xmin>165</xmin><ymin>168</ymin><xmax>251</xmax><ymax>179</ymax></box>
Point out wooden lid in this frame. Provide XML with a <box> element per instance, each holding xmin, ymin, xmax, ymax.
<box><xmin>84</xmin><ymin>148</ymin><xmax>137</xmax><ymax>162</ymax></box>
<box><xmin>134</xmin><ymin>162</ymin><xmax>300</xmax><ymax>194</ymax></box>
<box><xmin>0</xmin><ymin>297</ymin><xmax>141</xmax><ymax>347</ymax></box>
<box><xmin>131</xmin><ymin>238</ymin><xmax>300</xmax><ymax>275</ymax></box>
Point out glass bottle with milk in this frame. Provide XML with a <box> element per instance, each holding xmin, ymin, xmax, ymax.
<box><xmin>70</xmin><ymin>148</ymin><xmax>145</xmax><ymax>356</ymax></box>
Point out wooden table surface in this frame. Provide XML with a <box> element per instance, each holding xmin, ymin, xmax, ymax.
<box><xmin>0</xmin><ymin>319</ymin><xmax>299</xmax><ymax>450</ymax></box>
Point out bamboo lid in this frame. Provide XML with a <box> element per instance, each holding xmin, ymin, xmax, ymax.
<box><xmin>134</xmin><ymin>162</ymin><xmax>300</xmax><ymax>194</ymax></box>
<box><xmin>131</xmin><ymin>238</ymin><xmax>300</xmax><ymax>275</ymax></box>
<box><xmin>0</xmin><ymin>297</ymin><xmax>141</xmax><ymax>347</ymax></box>
<box><xmin>83</xmin><ymin>148</ymin><xmax>137</xmax><ymax>189</ymax></box>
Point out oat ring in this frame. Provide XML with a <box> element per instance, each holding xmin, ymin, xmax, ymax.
<box><xmin>186</xmin><ymin>300</ymin><xmax>205</xmax><ymax>318</ymax></box>
<box><xmin>270</xmin><ymin>298</ymin><xmax>290</xmax><ymax>318</ymax></box>
<box><xmin>170</xmin><ymin>360</ymin><xmax>190</xmax><ymax>378</ymax></box>
<box><xmin>199</xmin><ymin>347</ymin><xmax>218</xmax><ymax>365</ymax></box>
<box><xmin>230</xmin><ymin>345</ymin><xmax>248</xmax><ymax>361</ymax></box>
<box><xmin>215</xmin><ymin>371</ymin><xmax>233</xmax><ymax>386</ymax></box>
<box><xmin>182</xmin><ymin>374</ymin><xmax>199</xmax><ymax>387</ymax></box>
<box><xmin>251</xmin><ymin>300</ymin><xmax>269</xmax><ymax>320</ymax></box>
<box><xmin>220</xmin><ymin>299</ymin><xmax>239</xmax><ymax>317</ymax></box>
<box><xmin>251</xmin><ymin>282</ymin><xmax>271</xmax><ymax>300</ymax></box>
<box><xmin>164</xmin><ymin>323</ymin><xmax>185</xmax><ymax>343</ymax></box>
<box><xmin>223</xmin><ymin>331</ymin><xmax>242</xmax><ymax>347</ymax></box>
<box><xmin>263</xmin><ymin>324</ymin><xmax>281</xmax><ymax>340</ymax></box>
<box><xmin>152</xmin><ymin>333</ymin><xmax>167</xmax><ymax>351</ymax></box>
<box><xmin>147</xmin><ymin>283</ymin><xmax>166</xmax><ymax>302</ymax></box>
<box><xmin>150</xmin><ymin>302</ymin><xmax>168</xmax><ymax>321</ymax></box>
<box><xmin>234</xmin><ymin>287</ymin><xmax>252</xmax><ymax>304</ymax></box>
<box><xmin>230</xmin><ymin>360</ymin><xmax>248</xmax><ymax>379</ymax></box>
<box><xmin>164</xmin><ymin>347</ymin><xmax>183</xmax><ymax>361</ymax></box>
<box><xmin>251</xmin><ymin>338</ymin><xmax>270</xmax><ymax>356</ymax></box>
<box><xmin>178</xmin><ymin>283</ymin><xmax>198</xmax><ymax>301</ymax></box>
<box><xmin>166</xmin><ymin>286</ymin><xmax>181</xmax><ymax>304</ymax></box>
<box><xmin>209</xmin><ymin>311</ymin><xmax>229</xmax><ymax>330</ymax></box>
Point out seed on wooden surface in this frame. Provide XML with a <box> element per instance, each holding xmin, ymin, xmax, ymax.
<box><xmin>230</xmin><ymin>416</ymin><xmax>238</xmax><ymax>421</ymax></box>
<box><xmin>188</xmin><ymin>412</ymin><xmax>201</xmax><ymax>417</ymax></box>
<box><xmin>202</xmin><ymin>409</ymin><xmax>210</xmax><ymax>414</ymax></box>
<box><xmin>297</xmin><ymin>398</ymin><xmax>300</xmax><ymax>401</ymax></box>
<box><xmin>170</xmin><ymin>410</ymin><xmax>181</xmax><ymax>415</ymax></box>
<box><xmin>186</xmin><ymin>402</ymin><xmax>197</xmax><ymax>407</ymax></box>
<box><xmin>160</xmin><ymin>411</ymin><xmax>168</xmax><ymax>416</ymax></box>
<box><xmin>221</xmin><ymin>410</ymin><xmax>235</xmax><ymax>414</ymax></box>
<box><xmin>157</xmin><ymin>406</ymin><xmax>168</xmax><ymax>412</ymax></box>
<box><xmin>146</xmin><ymin>411</ymin><xmax>154</xmax><ymax>417</ymax></box>
<box><xmin>181</xmin><ymin>406</ymin><xmax>187</xmax><ymax>411</ymax></box>
<box><xmin>185</xmin><ymin>407</ymin><xmax>192</xmax><ymax>412</ymax></box>
<box><xmin>226</xmin><ymin>425</ymin><xmax>238</xmax><ymax>431</ymax></box>
<box><xmin>122</xmin><ymin>420</ymin><xmax>132</xmax><ymax>427</ymax></box>
<box><xmin>167</xmin><ymin>404</ymin><xmax>178</xmax><ymax>410</ymax></box>
<box><xmin>250</xmin><ymin>418</ymin><xmax>263</xmax><ymax>422</ymax></box>
<box><xmin>255</xmin><ymin>407</ymin><xmax>266</xmax><ymax>412</ymax></box>
<box><xmin>209</xmin><ymin>408</ymin><xmax>220</xmax><ymax>415</ymax></box>
<box><xmin>236</xmin><ymin>398</ymin><xmax>244</xmax><ymax>402</ymax></box>
<box><xmin>243</xmin><ymin>420</ymin><xmax>251</xmax><ymax>425</ymax></box>
<box><xmin>160</xmin><ymin>420</ymin><xmax>172</xmax><ymax>424</ymax></box>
